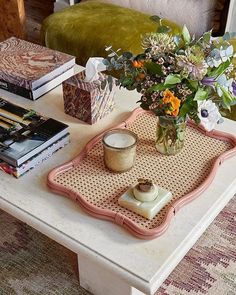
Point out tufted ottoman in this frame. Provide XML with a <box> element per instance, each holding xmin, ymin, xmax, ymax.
<box><xmin>41</xmin><ymin>0</ymin><xmax>180</xmax><ymax>67</ymax></box>
<box><xmin>41</xmin><ymin>0</ymin><xmax>236</xmax><ymax>120</ymax></box>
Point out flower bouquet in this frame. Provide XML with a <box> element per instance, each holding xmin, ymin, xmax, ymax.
<box><xmin>103</xmin><ymin>17</ymin><xmax>236</xmax><ymax>155</ymax></box>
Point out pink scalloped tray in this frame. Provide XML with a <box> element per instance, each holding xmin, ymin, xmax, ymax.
<box><xmin>47</xmin><ymin>109</ymin><xmax>236</xmax><ymax>239</ymax></box>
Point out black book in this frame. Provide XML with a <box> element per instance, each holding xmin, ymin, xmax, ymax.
<box><xmin>0</xmin><ymin>98</ymin><xmax>69</xmax><ymax>166</ymax></box>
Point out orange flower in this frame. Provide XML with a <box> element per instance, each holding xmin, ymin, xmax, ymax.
<box><xmin>162</xmin><ymin>89</ymin><xmax>173</xmax><ymax>103</ymax></box>
<box><xmin>162</xmin><ymin>89</ymin><xmax>181</xmax><ymax>117</ymax></box>
<box><xmin>133</xmin><ymin>60</ymin><xmax>144</xmax><ymax>68</ymax></box>
<box><xmin>138</xmin><ymin>73</ymin><xmax>146</xmax><ymax>79</ymax></box>
<box><xmin>135</xmin><ymin>73</ymin><xmax>146</xmax><ymax>81</ymax></box>
<box><xmin>171</xmin><ymin>108</ymin><xmax>179</xmax><ymax>116</ymax></box>
<box><xmin>171</xmin><ymin>96</ymin><xmax>181</xmax><ymax>109</ymax></box>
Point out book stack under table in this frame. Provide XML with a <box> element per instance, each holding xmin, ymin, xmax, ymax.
<box><xmin>0</xmin><ymin>98</ymin><xmax>69</xmax><ymax>177</ymax></box>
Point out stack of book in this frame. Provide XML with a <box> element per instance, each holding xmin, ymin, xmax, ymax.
<box><xmin>0</xmin><ymin>98</ymin><xmax>69</xmax><ymax>177</ymax></box>
<box><xmin>0</xmin><ymin>37</ymin><xmax>75</xmax><ymax>100</ymax></box>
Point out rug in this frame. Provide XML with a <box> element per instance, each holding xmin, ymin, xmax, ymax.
<box><xmin>0</xmin><ymin>195</ymin><xmax>235</xmax><ymax>295</ymax></box>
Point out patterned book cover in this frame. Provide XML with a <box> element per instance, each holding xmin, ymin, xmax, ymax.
<box><xmin>0</xmin><ymin>97</ymin><xmax>68</xmax><ymax>167</ymax></box>
<box><xmin>0</xmin><ymin>134</ymin><xmax>70</xmax><ymax>178</ymax></box>
<box><xmin>63</xmin><ymin>70</ymin><xmax>116</xmax><ymax>124</ymax></box>
<box><xmin>0</xmin><ymin>37</ymin><xmax>75</xmax><ymax>90</ymax></box>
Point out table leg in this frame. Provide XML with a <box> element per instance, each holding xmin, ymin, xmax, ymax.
<box><xmin>78</xmin><ymin>255</ymin><xmax>146</xmax><ymax>295</ymax></box>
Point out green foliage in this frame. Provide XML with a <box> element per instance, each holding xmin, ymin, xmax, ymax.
<box><xmin>194</xmin><ymin>88</ymin><xmax>208</xmax><ymax>101</ymax></box>
<box><xmin>149</xmin><ymin>83</ymin><xmax>175</xmax><ymax>92</ymax></box>
<box><xmin>182</xmin><ymin>25</ymin><xmax>191</xmax><ymax>44</ymax></box>
<box><xmin>186</xmin><ymin>80</ymin><xmax>198</xmax><ymax>91</ymax></box>
<box><xmin>179</xmin><ymin>97</ymin><xmax>198</xmax><ymax>120</ymax></box>
<box><xmin>202</xmin><ymin>31</ymin><xmax>211</xmax><ymax>43</ymax></box>
<box><xmin>122</xmin><ymin>52</ymin><xmax>133</xmax><ymax>59</ymax></box>
<box><xmin>157</xmin><ymin>26</ymin><xmax>171</xmax><ymax>33</ymax></box>
<box><xmin>219</xmin><ymin>85</ymin><xmax>235</xmax><ymax>109</ymax></box>
<box><xmin>145</xmin><ymin>62</ymin><xmax>163</xmax><ymax>76</ymax></box>
<box><xmin>103</xmin><ymin>23</ymin><xmax>236</xmax><ymax>128</ymax></box>
<box><xmin>164</xmin><ymin>74</ymin><xmax>182</xmax><ymax>85</ymax></box>
<box><xmin>209</xmin><ymin>60</ymin><xmax>231</xmax><ymax>79</ymax></box>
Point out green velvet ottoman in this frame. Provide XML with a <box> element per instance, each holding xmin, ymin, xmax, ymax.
<box><xmin>41</xmin><ymin>0</ymin><xmax>180</xmax><ymax>67</ymax></box>
<box><xmin>41</xmin><ymin>0</ymin><xmax>236</xmax><ymax>121</ymax></box>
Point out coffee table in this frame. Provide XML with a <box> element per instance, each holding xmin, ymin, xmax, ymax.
<box><xmin>0</xmin><ymin>66</ymin><xmax>236</xmax><ymax>295</ymax></box>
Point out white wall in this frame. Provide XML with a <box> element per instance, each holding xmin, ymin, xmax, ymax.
<box><xmin>226</xmin><ymin>0</ymin><xmax>236</xmax><ymax>33</ymax></box>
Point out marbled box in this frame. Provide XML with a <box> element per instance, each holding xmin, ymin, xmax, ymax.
<box><xmin>62</xmin><ymin>70</ymin><xmax>116</xmax><ymax>125</ymax></box>
<box><xmin>118</xmin><ymin>186</ymin><xmax>172</xmax><ymax>220</ymax></box>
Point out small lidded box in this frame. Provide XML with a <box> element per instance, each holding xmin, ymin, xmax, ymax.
<box><xmin>62</xmin><ymin>70</ymin><xmax>116</xmax><ymax>125</ymax></box>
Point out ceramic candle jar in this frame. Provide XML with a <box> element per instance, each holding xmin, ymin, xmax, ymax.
<box><xmin>102</xmin><ymin>129</ymin><xmax>138</xmax><ymax>173</ymax></box>
<box><xmin>133</xmin><ymin>179</ymin><xmax>158</xmax><ymax>202</ymax></box>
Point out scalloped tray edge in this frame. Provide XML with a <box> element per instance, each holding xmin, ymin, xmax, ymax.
<box><xmin>47</xmin><ymin>109</ymin><xmax>236</xmax><ymax>239</ymax></box>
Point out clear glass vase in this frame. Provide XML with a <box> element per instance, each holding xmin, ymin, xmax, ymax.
<box><xmin>156</xmin><ymin>116</ymin><xmax>187</xmax><ymax>155</ymax></box>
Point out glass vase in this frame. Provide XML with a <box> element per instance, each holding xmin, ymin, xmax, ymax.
<box><xmin>156</xmin><ymin>116</ymin><xmax>187</xmax><ymax>155</ymax></box>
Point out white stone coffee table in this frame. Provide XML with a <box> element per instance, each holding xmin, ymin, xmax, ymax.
<box><xmin>0</xmin><ymin>67</ymin><xmax>236</xmax><ymax>295</ymax></box>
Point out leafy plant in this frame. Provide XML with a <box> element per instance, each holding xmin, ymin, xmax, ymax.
<box><xmin>104</xmin><ymin>18</ymin><xmax>236</xmax><ymax>131</ymax></box>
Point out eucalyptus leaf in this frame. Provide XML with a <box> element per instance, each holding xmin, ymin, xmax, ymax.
<box><xmin>105</xmin><ymin>45</ymin><xmax>112</xmax><ymax>51</ymax></box>
<box><xmin>110</xmin><ymin>57</ymin><xmax>116</xmax><ymax>65</ymax></box>
<box><xmin>102</xmin><ymin>59</ymin><xmax>110</xmax><ymax>66</ymax></box>
<box><xmin>173</xmin><ymin>35</ymin><xmax>181</xmax><ymax>47</ymax></box>
<box><xmin>122</xmin><ymin>52</ymin><xmax>133</xmax><ymax>59</ymax></box>
<box><xmin>108</xmin><ymin>52</ymin><xmax>116</xmax><ymax>58</ymax></box>
<box><xmin>114</xmin><ymin>63</ymin><xmax>123</xmax><ymax>70</ymax></box>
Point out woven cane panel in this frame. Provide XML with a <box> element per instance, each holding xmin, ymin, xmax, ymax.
<box><xmin>54</xmin><ymin>113</ymin><xmax>233</xmax><ymax>229</ymax></box>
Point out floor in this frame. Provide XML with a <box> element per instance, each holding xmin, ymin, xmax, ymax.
<box><xmin>1</xmin><ymin>195</ymin><xmax>236</xmax><ymax>295</ymax></box>
<box><xmin>24</xmin><ymin>0</ymin><xmax>54</xmax><ymax>44</ymax></box>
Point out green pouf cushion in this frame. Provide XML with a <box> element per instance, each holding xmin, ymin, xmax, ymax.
<box><xmin>41</xmin><ymin>0</ymin><xmax>181</xmax><ymax>67</ymax></box>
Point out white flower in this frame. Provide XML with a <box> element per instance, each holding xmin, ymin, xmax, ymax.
<box><xmin>197</xmin><ymin>100</ymin><xmax>222</xmax><ymax>131</ymax></box>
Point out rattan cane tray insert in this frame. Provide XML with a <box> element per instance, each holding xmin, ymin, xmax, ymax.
<box><xmin>48</xmin><ymin>109</ymin><xmax>236</xmax><ymax>239</ymax></box>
